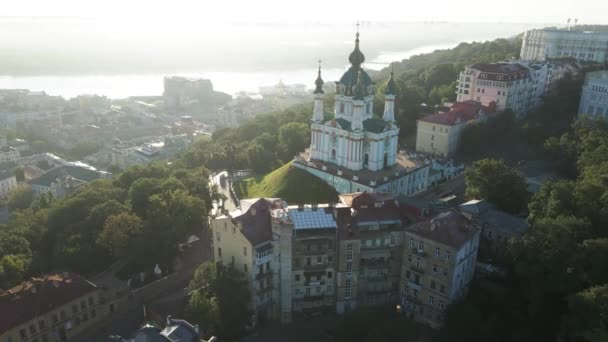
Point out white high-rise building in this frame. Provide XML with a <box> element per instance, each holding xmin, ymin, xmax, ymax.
<box><xmin>521</xmin><ymin>29</ymin><xmax>608</xmax><ymax>63</ymax></box>
<box><xmin>578</xmin><ymin>70</ymin><xmax>608</xmax><ymax>119</ymax></box>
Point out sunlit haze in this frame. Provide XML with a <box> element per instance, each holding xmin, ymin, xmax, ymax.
<box><xmin>3</xmin><ymin>0</ymin><xmax>608</xmax><ymax>24</ymax></box>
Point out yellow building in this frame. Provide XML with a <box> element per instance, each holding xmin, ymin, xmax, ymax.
<box><xmin>416</xmin><ymin>101</ymin><xmax>491</xmax><ymax>157</ymax></box>
<box><xmin>0</xmin><ymin>273</ymin><xmax>109</xmax><ymax>342</ymax></box>
<box><xmin>400</xmin><ymin>210</ymin><xmax>480</xmax><ymax>328</ymax></box>
<box><xmin>209</xmin><ymin>198</ymin><xmax>284</xmax><ymax>323</ymax></box>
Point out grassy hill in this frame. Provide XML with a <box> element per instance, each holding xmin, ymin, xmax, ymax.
<box><xmin>235</xmin><ymin>162</ymin><xmax>338</xmax><ymax>204</ymax></box>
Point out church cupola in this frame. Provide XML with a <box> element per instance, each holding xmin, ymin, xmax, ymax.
<box><xmin>312</xmin><ymin>61</ymin><xmax>325</xmax><ymax>122</ymax></box>
<box><xmin>383</xmin><ymin>69</ymin><xmax>398</xmax><ymax>123</ymax></box>
<box><xmin>348</xmin><ymin>31</ymin><xmax>366</xmax><ymax>68</ymax></box>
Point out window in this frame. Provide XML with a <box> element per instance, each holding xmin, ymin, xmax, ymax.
<box><xmin>317</xmin><ymin>256</ymin><xmax>323</xmax><ymax>264</ymax></box>
<box><xmin>445</xmin><ymin>251</ymin><xmax>450</xmax><ymax>261</ymax></box>
<box><xmin>295</xmin><ymin>288</ymin><xmax>301</xmax><ymax>296</ymax></box>
<box><xmin>431</xmin><ymin>280</ymin><xmax>436</xmax><ymax>290</ymax></box>
<box><xmin>416</xmin><ymin>258</ymin><xmax>421</xmax><ymax>269</ymax></box>
<box><xmin>440</xmin><ymin>284</ymin><xmax>446</xmax><ymax>293</ymax></box>
<box><xmin>390</xmin><ymin>235</ymin><xmax>396</xmax><ymax>245</ymax></box>
<box><xmin>80</xmin><ymin>300</ymin><xmax>86</xmax><ymax>310</ymax></box>
<box><xmin>218</xmin><ymin>248</ymin><xmax>222</xmax><ymax>257</ymax></box>
<box><xmin>409</xmin><ymin>239</ymin><xmax>414</xmax><ymax>248</ymax></box>
<box><xmin>434</xmin><ymin>248</ymin><xmax>440</xmax><ymax>257</ymax></box>
<box><xmin>327</xmin><ymin>271</ymin><xmax>333</xmax><ymax>279</ymax></box>
<box><xmin>327</xmin><ymin>285</ymin><xmax>332</xmax><ymax>293</ymax></box>
<box><xmin>88</xmin><ymin>296</ymin><xmax>94</xmax><ymax>306</ymax></box>
<box><xmin>429</xmin><ymin>296</ymin><xmax>434</xmax><ymax>304</ymax></box>
<box><xmin>29</xmin><ymin>325</ymin><xmax>36</xmax><ymax>335</ymax></box>
<box><xmin>306</xmin><ymin>257</ymin><xmax>311</xmax><ymax>266</ymax></box>
<box><xmin>327</xmin><ymin>256</ymin><xmax>334</xmax><ymax>264</ymax></box>
<box><xmin>306</xmin><ymin>287</ymin><xmax>311</xmax><ymax>296</ymax></box>
<box><xmin>244</xmin><ymin>264</ymin><xmax>248</xmax><ymax>273</ymax></box>
<box><xmin>442</xmin><ymin>268</ymin><xmax>448</xmax><ymax>277</ymax></box>
<box><xmin>216</xmin><ymin>232</ymin><xmax>221</xmax><ymax>242</ymax></box>
<box><xmin>439</xmin><ymin>301</ymin><xmax>445</xmax><ymax>310</ymax></box>
<box><xmin>38</xmin><ymin>320</ymin><xmax>45</xmax><ymax>330</ymax></box>
<box><xmin>295</xmin><ymin>274</ymin><xmax>300</xmax><ymax>281</ymax></box>
<box><xmin>340</xmin><ymin>103</ymin><xmax>345</xmax><ymax>113</ymax></box>
<box><xmin>82</xmin><ymin>312</ymin><xmax>89</xmax><ymax>322</ymax></box>
<box><xmin>316</xmin><ymin>286</ymin><xmax>321</xmax><ymax>294</ymax></box>
<box><xmin>433</xmin><ymin>264</ymin><xmax>438</xmax><ymax>273</ymax></box>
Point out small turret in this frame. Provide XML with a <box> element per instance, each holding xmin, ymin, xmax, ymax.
<box><xmin>313</xmin><ymin>61</ymin><xmax>324</xmax><ymax>95</ymax></box>
<box><xmin>383</xmin><ymin>68</ymin><xmax>397</xmax><ymax>123</ymax></box>
<box><xmin>312</xmin><ymin>60</ymin><xmax>325</xmax><ymax>123</ymax></box>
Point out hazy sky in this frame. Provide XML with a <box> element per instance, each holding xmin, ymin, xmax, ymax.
<box><xmin>4</xmin><ymin>0</ymin><xmax>607</xmax><ymax>24</ymax></box>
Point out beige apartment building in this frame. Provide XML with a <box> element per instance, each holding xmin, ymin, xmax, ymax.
<box><xmin>400</xmin><ymin>210</ymin><xmax>480</xmax><ymax>328</ymax></box>
<box><xmin>416</xmin><ymin>100</ymin><xmax>492</xmax><ymax>157</ymax></box>
<box><xmin>209</xmin><ymin>198</ymin><xmax>284</xmax><ymax>323</ymax></box>
<box><xmin>210</xmin><ymin>193</ymin><xmax>480</xmax><ymax>328</ymax></box>
<box><xmin>0</xmin><ymin>273</ymin><xmax>108</xmax><ymax>342</ymax></box>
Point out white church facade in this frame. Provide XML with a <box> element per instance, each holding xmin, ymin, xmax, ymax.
<box><xmin>293</xmin><ymin>31</ymin><xmax>430</xmax><ymax>196</ymax></box>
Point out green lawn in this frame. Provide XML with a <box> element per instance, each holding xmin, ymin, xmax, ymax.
<box><xmin>235</xmin><ymin>162</ymin><xmax>338</xmax><ymax>204</ymax></box>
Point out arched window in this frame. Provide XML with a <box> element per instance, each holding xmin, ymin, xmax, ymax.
<box><xmin>340</xmin><ymin>103</ymin><xmax>345</xmax><ymax>114</ymax></box>
<box><xmin>383</xmin><ymin>152</ymin><xmax>389</xmax><ymax>169</ymax></box>
<box><xmin>363</xmin><ymin>154</ymin><xmax>369</xmax><ymax>168</ymax></box>
<box><xmin>331</xmin><ymin>149</ymin><xmax>336</xmax><ymax>160</ymax></box>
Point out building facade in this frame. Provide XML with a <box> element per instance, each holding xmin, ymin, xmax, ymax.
<box><xmin>521</xmin><ymin>29</ymin><xmax>608</xmax><ymax>63</ymax></box>
<box><xmin>0</xmin><ymin>273</ymin><xmax>108</xmax><ymax>342</ymax></box>
<box><xmin>578</xmin><ymin>70</ymin><xmax>608</xmax><ymax>119</ymax></box>
<box><xmin>0</xmin><ymin>172</ymin><xmax>18</xmax><ymax>199</ymax></box>
<box><xmin>0</xmin><ymin>147</ymin><xmax>20</xmax><ymax>163</ymax></box>
<box><xmin>293</xmin><ymin>31</ymin><xmax>430</xmax><ymax>196</ymax></box>
<box><xmin>455</xmin><ymin>63</ymin><xmax>531</xmax><ymax>119</ymax></box>
<box><xmin>416</xmin><ymin>101</ymin><xmax>493</xmax><ymax>157</ymax></box>
<box><xmin>400</xmin><ymin>210</ymin><xmax>480</xmax><ymax>328</ymax></box>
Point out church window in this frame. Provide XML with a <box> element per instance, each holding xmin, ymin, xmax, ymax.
<box><xmin>340</xmin><ymin>103</ymin><xmax>345</xmax><ymax>113</ymax></box>
<box><xmin>331</xmin><ymin>149</ymin><xmax>336</xmax><ymax>160</ymax></box>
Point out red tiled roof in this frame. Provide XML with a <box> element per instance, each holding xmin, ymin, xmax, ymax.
<box><xmin>0</xmin><ymin>273</ymin><xmax>97</xmax><ymax>334</ymax></box>
<box><xmin>418</xmin><ymin>100</ymin><xmax>493</xmax><ymax>126</ymax></box>
<box><xmin>405</xmin><ymin>210</ymin><xmax>478</xmax><ymax>249</ymax></box>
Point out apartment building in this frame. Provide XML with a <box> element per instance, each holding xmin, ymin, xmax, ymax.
<box><xmin>210</xmin><ymin>198</ymin><xmax>284</xmax><ymax>324</ymax></box>
<box><xmin>0</xmin><ymin>273</ymin><xmax>108</xmax><ymax>342</ymax></box>
<box><xmin>0</xmin><ymin>170</ymin><xmax>17</xmax><ymax>199</ymax></box>
<box><xmin>333</xmin><ymin>192</ymin><xmax>408</xmax><ymax>314</ymax></box>
<box><xmin>521</xmin><ymin>28</ymin><xmax>608</xmax><ymax>63</ymax></box>
<box><xmin>578</xmin><ymin>70</ymin><xmax>608</xmax><ymax>119</ymax></box>
<box><xmin>0</xmin><ymin>147</ymin><xmax>20</xmax><ymax>163</ymax></box>
<box><xmin>400</xmin><ymin>210</ymin><xmax>480</xmax><ymax>328</ymax></box>
<box><xmin>456</xmin><ymin>63</ymin><xmax>531</xmax><ymax>119</ymax></box>
<box><xmin>416</xmin><ymin>100</ymin><xmax>493</xmax><ymax>157</ymax></box>
<box><xmin>275</xmin><ymin>204</ymin><xmax>338</xmax><ymax>317</ymax></box>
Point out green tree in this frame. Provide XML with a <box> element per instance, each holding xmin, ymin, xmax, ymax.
<box><xmin>278</xmin><ymin>122</ymin><xmax>309</xmax><ymax>160</ymax></box>
<box><xmin>97</xmin><ymin>212</ymin><xmax>144</xmax><ymax>259</ymax></box>
<box><xmin>465</xmin><ymin>159</ymin><xmax>528</xmax><ymax>214</ymax></box>
<box><xmin>186</xmin><ymin>262</ymin><xmax>251</xmax><ymax>340</ymax></box>
<box><xmin>128</xmin><ymin>177</ymin><xmax>161</xmax><ymax>218</ymax></box>
<box><xmin>7</xmin><ymin>185</ymin><xmax>34</xmax><ymax>211</ymax></box>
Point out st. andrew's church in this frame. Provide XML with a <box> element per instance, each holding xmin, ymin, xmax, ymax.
<box><xmin>293</xmin><ymin>30</ymin><xmax>430</xmax><ymax>196</ymax></box>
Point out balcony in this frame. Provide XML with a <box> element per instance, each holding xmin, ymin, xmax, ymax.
<box><xmin>412</xmin><ymin>247</ymin><xmax>426</xmax><ymax>257</ymax></box>
<box><xmin>410</xmin><ymin>266</ymin><xmax>424</xmax><ymax>275</ymax></box>
<box><xmin>256</xmin><ymin>254</ymin><xmax>273</xmax><ymax>266</ymax></box>
<box><xmin>408</xmin><ymin>281</ymin><xmax>422</xmax><ymax>291</ymax></box>
<box><xmin>362</xmin><ymin>274</ymin><xmax>389</xmax><ymax>282</ymax></box>
<box><xmin>306</xmin><ymin>280</ymin><xmax>326</xmax><ymax>287</ymax></box>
